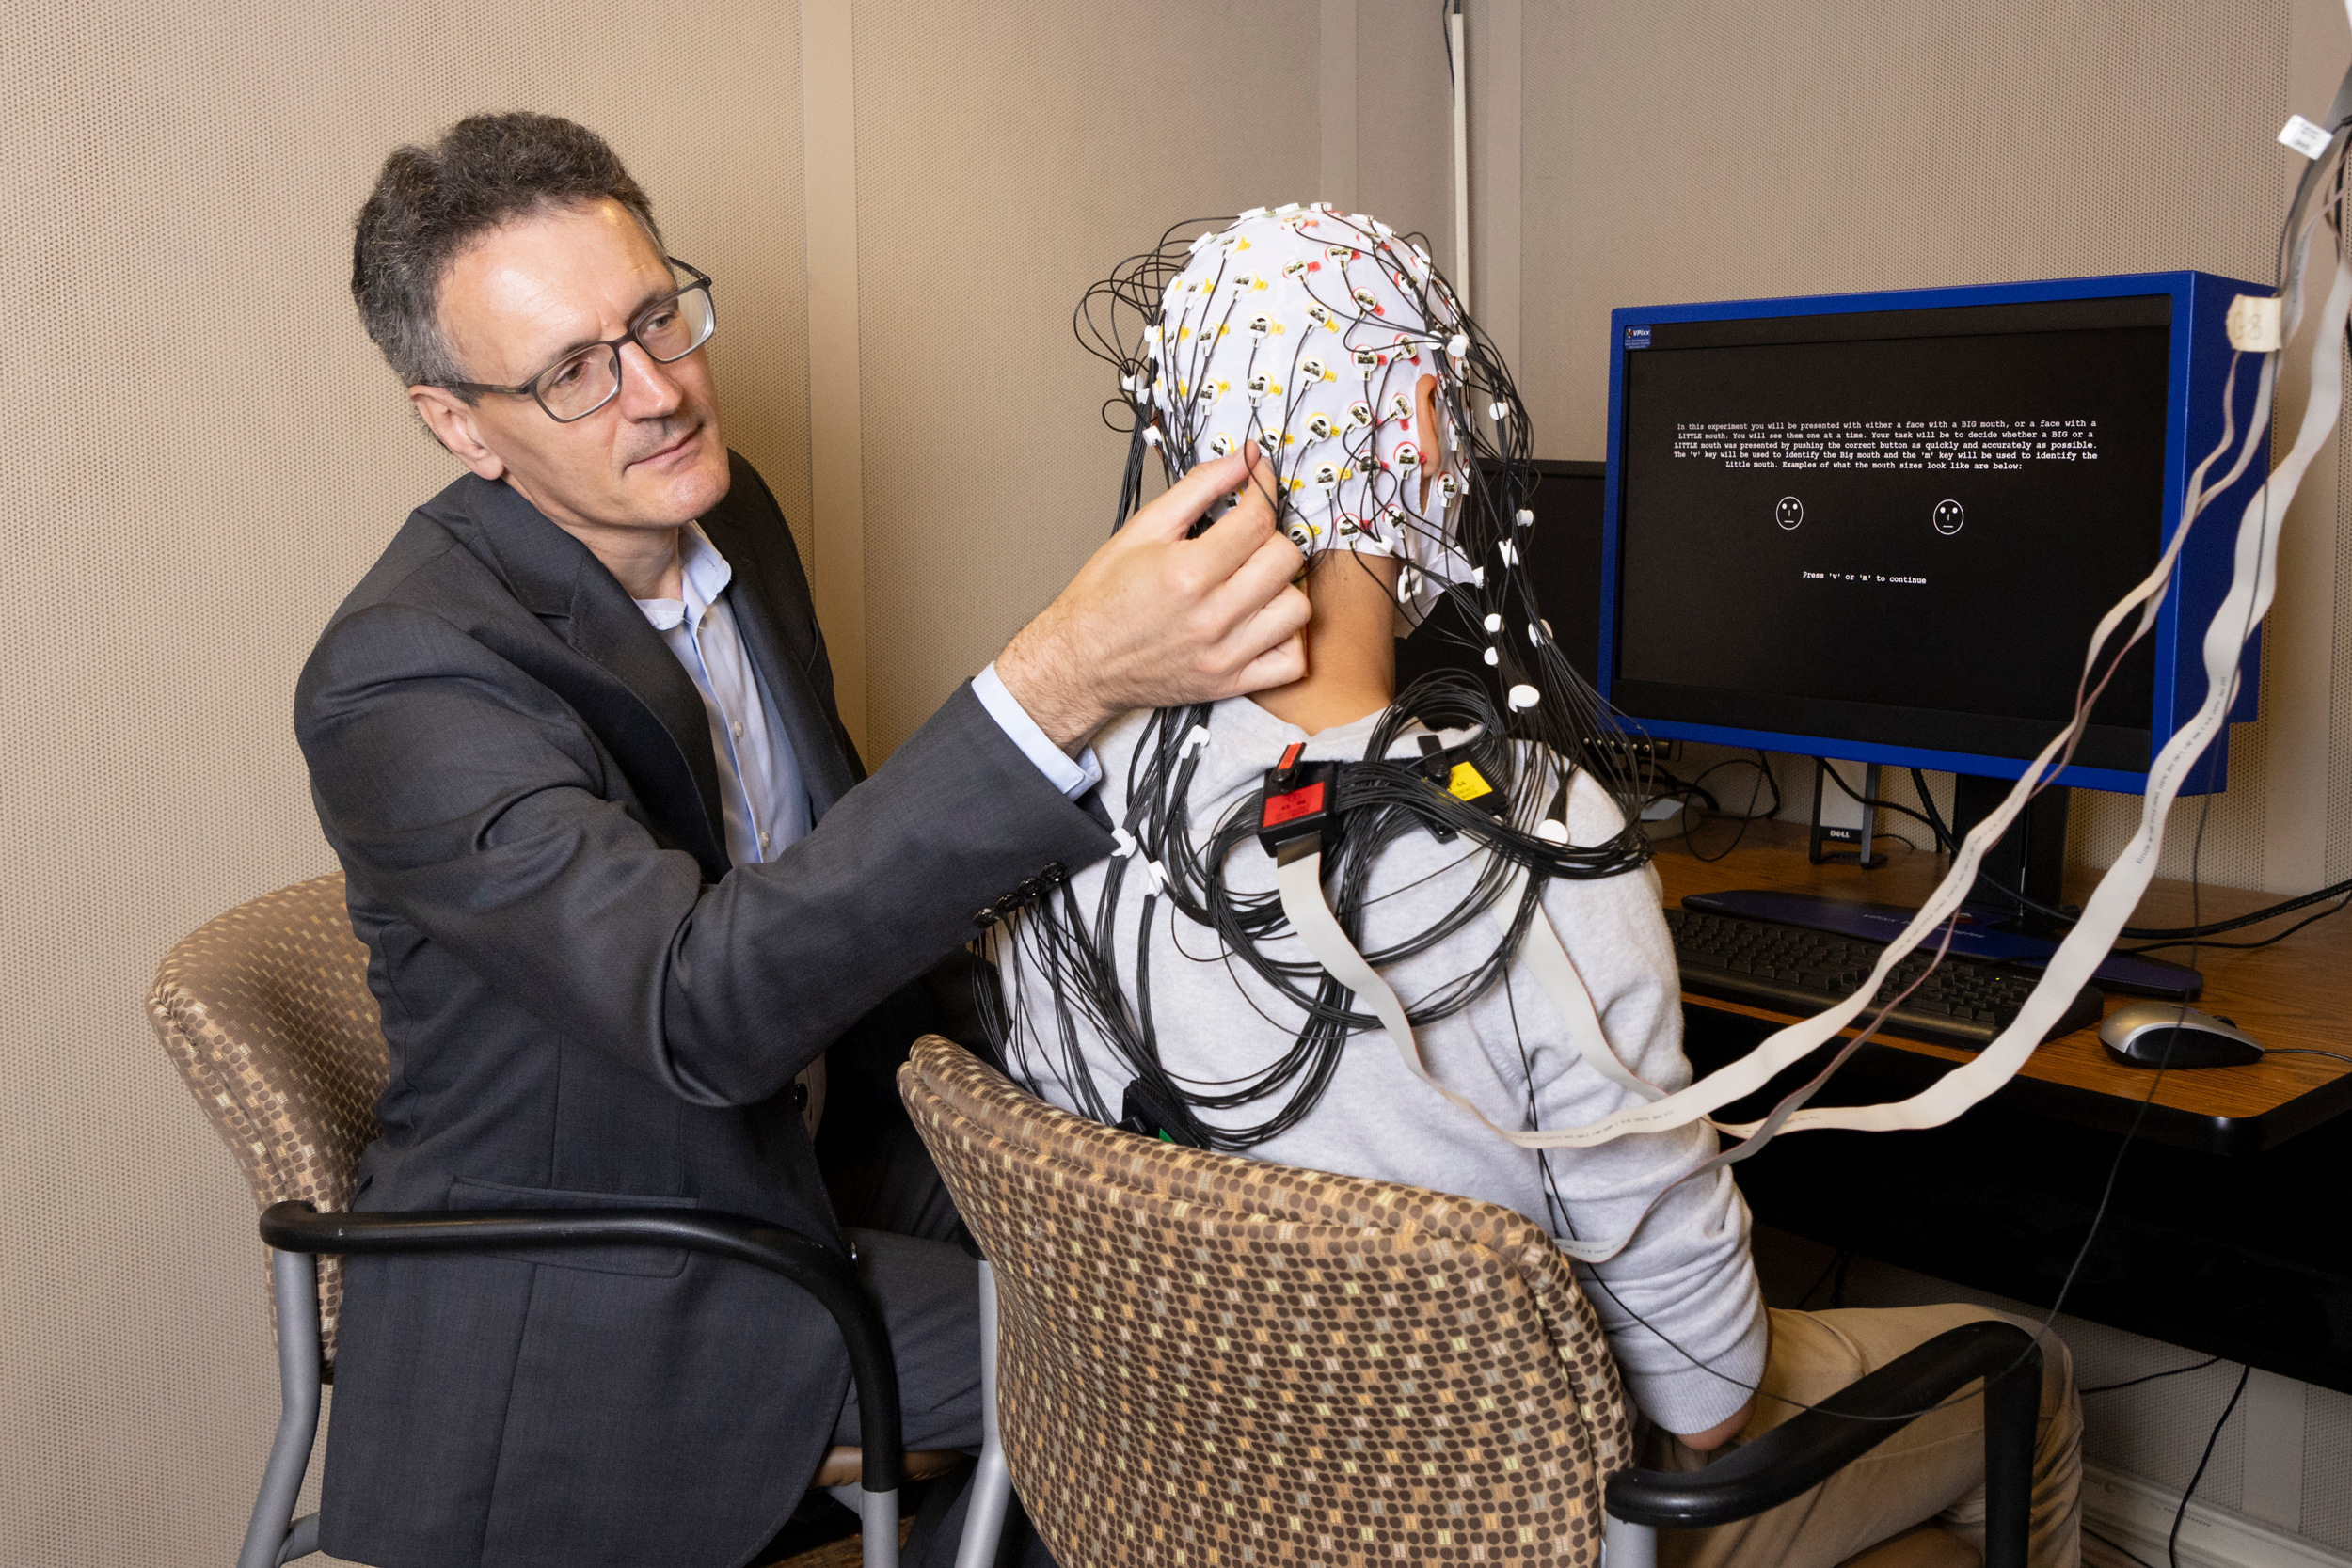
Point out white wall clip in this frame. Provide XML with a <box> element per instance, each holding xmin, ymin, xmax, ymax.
<box><xmin>2227</xmin><ymin>294</ymin><xmax>2283</xmax><ymax>352</ymax></box>
<box><xmin>2280</xmin><ymin>113</ymin><xmax>2334</xmax><ymax>160</ymax></box>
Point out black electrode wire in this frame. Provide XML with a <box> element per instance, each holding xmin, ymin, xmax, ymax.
<box><xmin>1678</xmin><ymin>751</ymin><xmax>1779</xmax><ymax>863</ymax></box>
<box><xmin>1645</xmin><ymin>752</ymin><xmax>1782</xmax><ymax>844</ymax></box>
<box><xmin>2118</xmin><ymin>894</ymin><xmax>2352</xmax><ymax>955</ymax></box>
<box><xmin>1519</xmin><ymin>133</ymin><xmax>2344</xmax><ymax>1423</ymax></box>
<box><xmin>2080</xmin><ymin>1356</ymin><xmax>2223</xmax><ymax>1395</ymax></box>
<box><xmin>2170</xmin><ymin>1365</ymin><xmax>2251</xmax><ymax>1568</ymax></box>
<box><xmin>993</xmin><ymin>674</ymin><xmax>1647</xmax><ymax>1151</ymax></box>
<box><xmin>1904</xmin><ymin>759</ymin><xmax>2352</xmax><ymax>945</ymax></box>
<box><xmin>1004</xmin><ymin>149</ymin><xmax>2324</xmax><ymax>1406</ymax></box>
<box><xmin>1818</xmin><ymin>762</ymin><xmax>1953</xmax><ymax>851</ymax></box>
<box><xmin>1074</xmin><ymin>205</ymin><xmax>1635</xmax><ymax>834</ymax></box>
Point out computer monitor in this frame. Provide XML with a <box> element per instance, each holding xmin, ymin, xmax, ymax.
<box><xmin>1600</xmin><ymin>272</ymin><xmax>2266</xmax><ymax>940</ymax></box>
<box><xmin>1600</xmin><ymin>272</ymin><xmax>2264</xmax><ymax>796</ymax></box>
<box><xmin>1396</xmin><ymin>458</ymin><xmax>1605</xmax><ymax>693</ymax></box>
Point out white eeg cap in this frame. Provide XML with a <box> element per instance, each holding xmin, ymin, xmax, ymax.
<box><xmin>1143</xmin><ymin>207</ymin><xmax>1477</xmax><ymax>623</ymax></box>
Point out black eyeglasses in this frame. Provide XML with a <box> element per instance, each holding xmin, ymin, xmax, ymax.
<box><xmin>443</xmin><ymin>257</ymin><xmax>718</xmax><ymax>423</ymax></box>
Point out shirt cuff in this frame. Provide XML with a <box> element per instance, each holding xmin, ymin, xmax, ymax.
<box><xmin>973</xmin><ymin>662</ymin><xmax>1104</xmax><ymax>801</ymax></box>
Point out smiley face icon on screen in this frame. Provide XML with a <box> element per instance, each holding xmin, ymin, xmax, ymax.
<box><xmin>1932</xmin><ymin>499</ymin><xmax>1964</xmax><ymax>535</ymax></box>
<box><xmin>1775</xmin><ymin>496</ymin><xmax>1804</xmax><ymax>530</ymax></box>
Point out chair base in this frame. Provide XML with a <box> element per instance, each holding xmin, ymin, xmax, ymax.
<box><xmin>1604</xmin><ymin>1513</ymin><xmax>1658</xmax><ymax>1567</ymax></box>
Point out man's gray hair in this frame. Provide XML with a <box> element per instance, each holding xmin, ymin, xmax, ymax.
<box><xmin>352</xmin><ymin>112</ymin><xmax>664</xmax><ymax>393</ymax></box>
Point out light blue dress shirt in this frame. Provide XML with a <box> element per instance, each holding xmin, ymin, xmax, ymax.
<box><xmin>634</xmin><ymin>523</ymin><xmax>1102</xmax><ymax>869</ymax></box>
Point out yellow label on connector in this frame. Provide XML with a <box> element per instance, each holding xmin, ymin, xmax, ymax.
<box><xmin>1445</xmin><ymin>763</ymin><xmax>1494</xmax><ymax>802</ymax></box>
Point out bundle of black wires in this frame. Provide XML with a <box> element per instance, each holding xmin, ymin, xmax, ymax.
<box><xmin>975</xmin><ymin>670</ymin><xmax>1647</xmax><ymax>1150</ymax></box>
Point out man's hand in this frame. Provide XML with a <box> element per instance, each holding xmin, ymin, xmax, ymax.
<box><xmin>995</xmin><ymin>450</ymin><xmax>1311</xmax><ymax>753</ymax></box>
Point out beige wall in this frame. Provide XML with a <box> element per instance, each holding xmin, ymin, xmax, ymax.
<box><xmin>1496</xmin><ymin>1</ymin><xmax>2352</xmax><ymax>1547</ymax></box>
<box><xmin>851</xmin><ymin>0</ymin><xmax>1325</xmax><ymax>757</ymax></box>
<box><xmin>1516</xmin><ymin>0</ymin><xmax>2311</xmax><ymax>895</ymax></box>
<box><xmin>1</xmin><ymin>2</ymin><xmax>811</xmax><ymax>1561</ymax></box>
<box><xmin>845</xmin><ymin>0</ymin><xmax>1457</xmax><ymax>762</ymax></box>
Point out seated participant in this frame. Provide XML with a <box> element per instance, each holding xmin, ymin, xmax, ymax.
<box><xmin>983</xmin><ymin>206</ymin><xmax>2082</xmax><ymax>1568</ymax></box>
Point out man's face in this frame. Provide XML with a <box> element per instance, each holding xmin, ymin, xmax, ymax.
<box><xmin>414</xmin><ymin>198</ymin><xmax>730</xmax><ymax>536</ymax></box>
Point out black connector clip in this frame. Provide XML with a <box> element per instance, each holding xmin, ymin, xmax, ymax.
<box><xmin>1413</xmin><ymin>734</ymin><xmax>1507</xmax><ymax>843</ymax></box>
<box><xmin>1258</xmin><ymin>741</ymin><xmax>1340</xmax><ymax>859</ymax></box>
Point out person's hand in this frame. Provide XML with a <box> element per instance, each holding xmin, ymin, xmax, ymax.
<box><xmin>995</xmin><ymin>449</ymin><xmax>1310</xmax><ymax>752</ymax></box>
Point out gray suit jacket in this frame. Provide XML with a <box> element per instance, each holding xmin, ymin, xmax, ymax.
<box><xmin>295</xmin><ymin>453</ymin><xmax>1109</xmax><ymax>1568</ymax></box>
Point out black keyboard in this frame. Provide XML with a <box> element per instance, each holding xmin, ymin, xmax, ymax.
<box><xmin>1664</xmin><ymin>906</ymin><xmax>2104</xmax><ymax>1052</ymax></box>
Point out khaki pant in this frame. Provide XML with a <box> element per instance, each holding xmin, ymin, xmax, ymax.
<box><xmin>1641</xmin><ymin>1305</ymin><xmax>2083</xmax><ymax>1568</ymax></box>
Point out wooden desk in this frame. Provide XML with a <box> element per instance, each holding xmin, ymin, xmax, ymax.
<box><xmin>1656</xmin><ymin>822</ymin><xmax>2352</xmax><ymax>1392</ymax></box>
<box><xmin>1653</xmin><ymin>821</ymin><xmax>2352</xmax><ymax>1154</ymax></box>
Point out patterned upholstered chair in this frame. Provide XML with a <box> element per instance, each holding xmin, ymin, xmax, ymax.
<box><xmin>148</xmin><ymin>872</ymin><xmax>951</xmax><ymax>1568</ymax></box>
<box><xmin>898</xmin><ymin>1037</ymin><xmax>2043</xmax><ymax>1568</ymax></box>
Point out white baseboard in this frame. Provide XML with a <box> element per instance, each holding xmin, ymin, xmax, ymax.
<box><xmin>2079</xmin><ymin>1462</ymin><xmax>2349</xmax><ymax>1568</ymax></box>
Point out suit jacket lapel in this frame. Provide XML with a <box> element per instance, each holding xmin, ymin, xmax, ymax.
<box><xmin>456</xmin><ymin>476</ymin><xmax>732</xmax><ymax>877</ymax></box>
<box><xmin>700</xmin><ymin>480</ymin><xmax>860</xmax><ymax>821</ymax></box>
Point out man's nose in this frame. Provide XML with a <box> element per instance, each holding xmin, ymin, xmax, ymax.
<box><xmin>615</xmin><ymin>340</ymin><xmax>685</xmax><ymax>420</ymax></box>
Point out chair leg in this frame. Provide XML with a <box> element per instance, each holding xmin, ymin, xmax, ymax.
<box><xmin>858</xmin><ymin>1485</ymin><xmax>901</xmax><ymax>1568</ymax></box>
<box><xmin>953</xmin><ymin>1261</ymin><xmax>1013</xmax><ymax>1568</ymax></box>
<box><xmin>275</xmin><ymin>1513</ymin><xmax>320</xmax><ymax>1565</ymax></box>
<box><xmin>238</xmin><ymin>1249</ymin><xmax>324</xmax><ymax>1568</ymax></box>
<box><xmin>1979</xmin><ymin>1339</ymin><xmax>2042</xmax><ymax>1568</ymax></box>
<box><xmin>1602</xmin><ymin>1511</ymin><xmax>1658</xmax><ymax>1568</ymax></box>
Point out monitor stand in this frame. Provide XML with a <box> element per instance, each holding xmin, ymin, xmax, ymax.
<box><xmin>1681</xmin><ymin>772</ymin><xmax>2204</xmax><ymax>1001</ymax></box>
<box><xmin>1949</xmin><ymin>774</ymin><xmax>2073</xmax><ymax>939</ymax></box>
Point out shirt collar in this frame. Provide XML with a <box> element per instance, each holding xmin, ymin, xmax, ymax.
<box><xmin>632</xmin><ymin>521</ymin><xmax>735</xmax><ymax>631</ymax></box>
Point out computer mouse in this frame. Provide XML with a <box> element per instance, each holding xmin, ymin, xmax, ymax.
<box><xmin>2098</xmin><ymin>1000</ymin><xmax>2265</xmax><ymax>1068</ymax></box>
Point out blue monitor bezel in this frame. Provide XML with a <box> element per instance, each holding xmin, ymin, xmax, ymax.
<box><xmin>1598</xmin><ymin>271</ymin><xmax>2266</xmax><ymax>796</ymax></box>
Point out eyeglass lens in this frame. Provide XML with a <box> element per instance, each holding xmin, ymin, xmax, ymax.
<box><xmin>536</xmin><ymin>283</ymin><xmax>717</xmax><ymax>420</ymax></box>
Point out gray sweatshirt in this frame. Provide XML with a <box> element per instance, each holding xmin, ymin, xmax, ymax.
<box><xmin>993</xmin><ymin>696</ymin><xmax>1769</xmax><ymax>1436</ymax></box>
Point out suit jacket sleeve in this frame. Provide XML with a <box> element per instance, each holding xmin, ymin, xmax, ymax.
<box><xmin>297</xmin><ymin>599</ymin><xmax>1112</xmax><ymax>1108</ymax></box>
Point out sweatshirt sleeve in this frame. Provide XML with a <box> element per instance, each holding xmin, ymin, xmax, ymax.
<box><xmin>1528</xmin><ymin>772</ymin><xmax>1770</xmax><ymax>1437</ymax></box>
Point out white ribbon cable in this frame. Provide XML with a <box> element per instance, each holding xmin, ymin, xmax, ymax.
<box><xmin>1272</xmin><ymin>844</ymin><xmax>1648</xmax><ymax>1261</ymax></box>
<box><xmin>1272</xmin><ymin>204</ymin><xmax>2345</xmax><ymax>1161</ymax></box>
<box><xmin>1724</xmin><ymin>235</ymin><xmax>2349</xmax><ymax>1139</ymax></box>
<box><xmin>1489</xmin><ymin>864</ymin><xmax>1669</xmax><ymax>1103</ymax></box>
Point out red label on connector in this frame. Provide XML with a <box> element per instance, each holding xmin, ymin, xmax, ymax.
<box><xmin>1263</xmin><ymin>782</ymin><xmax>1327</xmax><ymax>828</ymax></box>
<box><xmin>1277</xmin><ymin>742</ymin><xmax>1305</xmax><ymax>771</ymax></box>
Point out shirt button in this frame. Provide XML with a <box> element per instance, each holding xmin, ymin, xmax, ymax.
<box><xmin>758</xmin><ymin>831</ymin><xmax>771</xmax><ymax>848</ymax></box>
<box><xmin>732</xmin><ymin>721</ymin><xmax>745</xmax><ymax>737</ymax></box>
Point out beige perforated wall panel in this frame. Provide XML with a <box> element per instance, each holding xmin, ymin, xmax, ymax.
<box><xmin>0</xmin><ymin>4</ymin><xmax>809</xmax><ymax>1563</ymax></box>
<box><xmin>1519</xmin><ymin>0</ymin><xmax>2315</xmax><ymax>893</ymax></box>
<box><xmin>851</xmin><ymin>0</ymin><xmax>1325</xmax><ymax>757</ymax></box>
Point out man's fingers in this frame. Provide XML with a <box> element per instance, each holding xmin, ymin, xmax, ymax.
<box><xmin>1224</xmin><ymin>624</ymin><xmax>1310</xmax><ymax>696</ymax></box>
<box><xmin>1219</xmin><ymin>581</ymin><xmax>1312</xmax><ymax>672</ymax></box>
<box><xmin>1186</xmin><ymin>467</ymin><xmax>1282</xmax><ymax>575</ymax></box>
<box><xmin>1200</xmin><ymin>527</ymin><xmax>1308</xmax><ymax>633</ymax></box>
<box><xmin>1125</xmin><ymin>450</ymin><xmax>1256</xmax><ymax>541</ymax></box>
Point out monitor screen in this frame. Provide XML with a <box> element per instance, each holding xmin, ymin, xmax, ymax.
<box><xmin>1611</xmin><ymin>295</ymin><xmax>2174</xmax><ymax>776</ymax></box>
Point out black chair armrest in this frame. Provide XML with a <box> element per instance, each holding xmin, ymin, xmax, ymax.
<box><xmin>259</xmin><ymin>1200</ymin><xmax>902</xmax><ymax>1495</ymax></box>
<box><xmin>1605</xmin><ymin>1319</ymin><xmax>2040</xmax><ymax>1530</ymax></box>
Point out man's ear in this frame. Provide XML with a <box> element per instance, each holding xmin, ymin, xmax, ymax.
<box><xmin>409</xmin><ymin>385</ymin><xmax>508</xmax><ymax>481</ymax></box>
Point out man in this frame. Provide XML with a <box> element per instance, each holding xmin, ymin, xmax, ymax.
<box><xmin>298</xmin><ymin>113</ymin><xmax>1307</xmax><ymax>1568</ymax></box>
<box><xmin>991</xmin><ymin>206</ymin><xmax>2082</xmax><ymax>1568</ymax></box>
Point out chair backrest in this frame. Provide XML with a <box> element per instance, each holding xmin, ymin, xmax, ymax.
<box><xmin>898</xmin><ymin>1037</ymin><xmax>1636</xmax><ymax>1568</ymax></box>
<box><xmin>147</xmin><ymin>871</ymin><xmax>387</xmax><ymax>1366</ymax></box>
